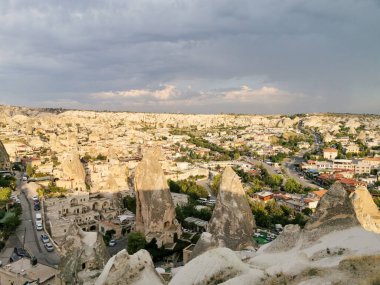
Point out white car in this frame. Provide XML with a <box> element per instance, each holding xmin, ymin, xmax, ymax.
<box><xmin>36</xmin><ymin>222</ymin><xmax>43</xmax><ymax>231</ymax></box>
<box><xmin>32</xmin><ymin>195</ymin><xmax>39</xmax><ymax>201</ymax></box>
<box><xmin>44</xmin><ymin>243</ymin><xmax>54</xmax><ymax>252</ymax></box>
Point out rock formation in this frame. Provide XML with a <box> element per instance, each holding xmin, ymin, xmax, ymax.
<box><xmin>264</xmin><ymin>224</ymin><xmax>301</xmax><ymax>253</ymax></box>
<box><xmin>191</xmin><ymin>166</ymin><xmax>256</xmax><ymax>258</ymax></box>
<box><xmin>59</xmin><ymin>152</ymin><xmax>87</xmax><ymax>190</ymax></box>
<box><xmin>170</xmin><ymin>248</ymin><xmax>263</xmax><ymax>285</ymax></box>
<box><xmin>134</xmin><ymin>147</ymin><xmax>181</xmax><ymax>246</ymax></box>
<box><xmin>351</xmin><ymin>185</ymin><xmax>380</xmax><ymax>234</ymax></box>
<box><xmin>302</xmin><ymin>182</ymin><xmax>360</xmax><ymax>243</ymax></box>
<box><xmin>95</xmin><ymin>249</ymin><xmax>164</xmax><ymax>285</ymax></box>
<box><xmin>0</xmin><ymin>140</ymin><xmax>10</xmax><ymax>170</ymax></box>
<box><xmin>60</xmin><ymin>224</ymin><xmax>110</xmax><ymax>284</ymax></box>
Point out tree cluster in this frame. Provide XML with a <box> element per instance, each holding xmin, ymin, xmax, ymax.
<box><xmin>168</xmin><ymin>179</ymin><xmax>208</xmax><ymax>199</ymax></box>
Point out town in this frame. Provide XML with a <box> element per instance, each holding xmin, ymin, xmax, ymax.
<box><xmin>0</xmin><ymin>106</ymin><xmax>379</xmax><ymax>284</ymax></box>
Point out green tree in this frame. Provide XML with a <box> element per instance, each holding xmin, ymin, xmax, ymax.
<box><xmin>26</xmin><ymin>164</ymin><xmax>34</xmax><ymax>177</ymax></box>
<box><xmin>284</xmin><ymin>178</ymin><xmax>303</xmax><ymax>193</ymax></box>
<box><xmin>4</xmin><ymin>215</ymin><xmax>21</xmax><ymax>234</ymax></box>
<box><xmin>211</xmin><ymin>174</ymin><xmax>221</xmax><ymax>196</ymax></box>
<box><xmin>123</xmin><ymin>196</ymin><xmax>136</xmax><ymax>214</ymax></box>
<box><xmin>0</xmin><ymin>187</ymin><xmax>11</xmax><ymax>205</ymax></box>
<box><xmin>127</xmin><ymin>232</ymin><xmax>146</xmax><ymax>254</ymax></box>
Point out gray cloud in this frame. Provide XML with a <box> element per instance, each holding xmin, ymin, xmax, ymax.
<box><xmin>0</xmin><ymin>0</ymin><xmax>379</xmax><ymax>114</ymax></box>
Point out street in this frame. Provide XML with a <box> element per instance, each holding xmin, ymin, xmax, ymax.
<box><xmin>0</xmin><ymin>172</ymin><xmax>60</xmax><ymax>267</ymax></box>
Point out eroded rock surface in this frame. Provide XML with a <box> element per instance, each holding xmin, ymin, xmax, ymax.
<box><xmin>95</xmin><ymin>249</ymin><xmax>164</xmax><ymax>285</ymax></box>
<box><xmin>264</xmin><ymin>224</ymin><xmax>301</xmax><ymax>253</ymax></box>
<box><xmin>135</xmin><ymin>147</ymin><xmax>181</xmax><ymax>246</ymax></box>
<box><xmin>351</xmin><ymin>185</ymin><xmax>380</xmax><ymax>234</ymax></box>
<box><xmin>191</xmin><ymin>166</ymin><xmax>256</xmax><ymax>258</ymax></box>
<box><xmin>60</xmin><ymin>224</ymin><xmax>110</xmax><ymax>284</ymax></box>
<box><xmin>303</xmin><ymin>182</ymin><xmax>360</xmax><ymax>243</ymax></box>
<box><xmin>170</xmin><ymin>247</ymin><xmax>263</xmax><ymax>285</ymax></box>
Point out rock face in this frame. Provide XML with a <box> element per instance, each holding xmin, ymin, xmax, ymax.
<box><xmin>134</xmin><ymin>147</ymin><xmax>181</xmax><ymax>246</ymax></box>
<box><xmin>170</xmin><ymin>247</ymin><xmax>263</xmax><ymax>285</ymax></box>
<box><xmin>264</xmin><ymin>224</ymin><xmax>301</xmax><ymax>253</ymax></box>
<box><xmin>351</xmin><ymin>186</ymin><xmax>380</xmax><ymax>234</ymax></box>
<box><xmin>191</xmin><ymin>166</ymin><xmax>256</xmax><ymax>258</ymax></box>
<box><xmin>60</xmin><ymin>224</ymin><xmax>110</xmax><ymax>284</ymax></box>
<box><xmin>95</xmin><ymin>249</ymin><xmax>164</xmax><ymax>285</ymax></box>
<box><xmin>59</xmin><ymin>152</ymin><xmax>87</xmax><ymax>190</ymax></box>
<box><xmin>302</xmin><ymin>182</ymin><xmax>360</xmax><ymax>243</ymax></box>
<box><xmin>0</xmin><ymin>140</ymin><xmax>10</xmax><ymax>170</ymax></box>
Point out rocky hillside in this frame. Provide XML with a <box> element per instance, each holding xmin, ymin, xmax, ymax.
<box><xmin>95</xmin><ymin>182</ymin><xmax>380</xmax><ymax>284</ymax></box>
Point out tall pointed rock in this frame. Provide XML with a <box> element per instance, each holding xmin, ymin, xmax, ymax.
<box><xmin>351</xmin><ymin>185</ymin><xmax>380</xmax><ymax>234</ymax></box>
<box><xmin>134</xmin><ymin>147</ymin><xmax>181</xmax><ymax>246</ymax></box>
<box><xmin>191</xmin><ymin>166</ymin><xmax>256</xmax><ymax>258</ymax></box>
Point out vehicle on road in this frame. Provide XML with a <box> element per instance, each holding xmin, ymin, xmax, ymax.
<box><xmin>36</xmin><ymin>221</ymin><xmax>43</xmax><ymax>231</ymax></box>
<box><xmin>34</xmin><ymin>204</ymin><xmax>41</xmax><ymax>211</ymax></box>
<box><xmin>9</xmin><ymin>253</ymin><xmax>22</xmax><ymax>263</ymax></box>
<box><xmin>35</xmin><ymin>212</ymin><xmax>42</xmax><ymax>222</ymax></box>
<box><xmin>108</xmin><ymin>239</ymin><xmax>116</xmax><ymax>247</ymax></box>
<box><xmin>32</xmin><ymin>195</ymin><xmax>39</xmax><ymax>201</ymax></box>
<box><xmin>44</xmin><ymin>242</ymin><xmax>54</xmax><ymax>252</ymax></box>
<box><xmin>14</xmin><ymin>247</ymin><xmax>31</xmax><ymax>258</ymax></box>
<box><xmin>41</xmin><ymin>234</ymin><xmax>49</xmax><ymax>244</ymax></box>
<box><xmin>22</xmin><ymin>176</ymin><xmax>28</xmax><ymax>181</ymax></box>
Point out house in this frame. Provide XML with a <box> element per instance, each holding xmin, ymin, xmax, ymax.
<box><xmin>323</xmin><ymin>148</ymin><xmax>338</xmax><ymax>160</ymax></box>
<box><xmin>254</xmin><ymin>191</ymin><xmax>274</xmax><ymax>203</ymax></box>
<box><xmin>345</xmin><ymin>144</ymin><xmax>360</xmax><ymax>154</ymax></box>
<box><xmin>0</xmin><ymin>258</ymin><xmax>61</xmax><ymax>285</ymax></box>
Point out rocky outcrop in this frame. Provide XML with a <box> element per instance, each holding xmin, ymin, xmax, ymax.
<box><xmin>134</xmin><ymin>147</ymin><xmax>181</xmax><ymax>246</ymax></box>
<box><xmin>170</xmin><ymin>247</ymin><xmax>263</xmax><ymax>285</ymax></box>
<box><xmin>60</xmin><ymin>152</ymin><xmax>87</xmax><ymax>190</ymax></box>
<box><xmin>95</xmin><ymin>249</ymin><xmax>164</xmax><ymax>285</ymax></box>
<box><xmin>351</xmin><ymin>185</ymin><xmax>380</xmax><ymax>234</ymax></box>
<box><xmin>302</xmin><ymin>182</ymin><xmax>360</xmax><ymax>243</ymax></box>
<box><xmin>0</xmin><ymin>140</ymin><xmax>10</xmax><ymax>170</ymax></box>
<box><xmin>191</xmin><ymin>167</ymin><xmax>256</xmax><ymax>258</ymax></box>
<box><xmin>60</xmin><ymin>224</ymin><xmax>110</xmax><ymax>284</ymax></box>
<box><xmin>264</xmin><ymin>224</ymin><xmax>301</xmax><ymax>253</ymax></box>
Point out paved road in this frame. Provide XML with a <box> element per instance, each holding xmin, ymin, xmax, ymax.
<box><xmin>19</xmin><ymin>180</ymin><xmax>60</xmax><ymax>266</ymax></box>
<box><xmin>0</xmin><ymin>172</ymin><xmax>60</xmax><ymax>267</ymax></box>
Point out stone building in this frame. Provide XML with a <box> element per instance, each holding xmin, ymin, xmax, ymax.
<box><xmin>44</xmin><ymin>191</ymin><xmax>119</xmax><ymax>244</ymax></box>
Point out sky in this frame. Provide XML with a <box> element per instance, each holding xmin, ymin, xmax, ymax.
<box><xmin>0</xmin><ymin>0</ymin><xmax>379</xmax><ymax>114</ymax></box>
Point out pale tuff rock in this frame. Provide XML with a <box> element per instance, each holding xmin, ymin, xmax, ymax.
<box><xmin>95</xmin><ymin>249</ymin><xmax>164</xmax><ymax>285</ymax></box>
<box><xmin>0</xmin><ymin>140</ymin><xmax>10</xmax><ymax>169</ymax></box>
<box><xmin>134</xmin><ymin>147</ymin><xmax>181</xmax><ymax>246</ymax></box>
<box><xmin>302</xmin><ymin>182</ymin><xmax>360</xmax><ymax>243</ymax></box>
<box><xmin>60</xmin><ymin>152</ymin><xmax>87</xmax><ymax>189</ymax></box>
<box><xmin>59</xmin><ymin>224</ymin><xmax>110</xmax><ymax>284</ymax></box>
<box><xmin>170</xmin><ymin>247</ymin><xmax>263</xmax><ymax>285</ymax></box>
<box><xmin>191</xmin><ymin>167</ymin><xmax>256</xmax><ymax>258</ymax></box>
<box><xmin>351</xmin><ymin>186</ymin><xmax>380</xmax><ymax>234</ymax></box>
<box><xmin>264</xmin><ymin>224</ymin><xmax>301</xmax><ymax>253</ymax></box>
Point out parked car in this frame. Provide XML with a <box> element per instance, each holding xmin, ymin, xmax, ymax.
<box><xmin>34</xmin><ymin>204</ymin><xmax>40</xmax><ymax>211</ymax></box>
<box><xmin>108</xmin><ymin>239</ymin><xmax>116</xmax><ymax>247</ymax></box>
<box><xmin>14</xmin><ymin>247</ymin><xmax>31</xmax><ymax>258</ymax></box>
<box><xmin>41</xmin><ymin>234</ymin><xmax>49</xmax><ymax>244</ymax></box>
<box><xmin>36</xmin><ymin>222</ymin><xmax>43</xmax><ymax>231</ymax></box>
<box><xmin>44</xmin><ymin>243</ymin><xmax>54</xmax><ymax>252</ymax></box>
<box><xmin>32</xmin><ymin>195</ymin><xmax>39</xmax><ymax>201</ymax></box>
<box><xmin>9</xmin><ymin>253</ymin><xmax>22</xmax><ymax>263</ymax></box>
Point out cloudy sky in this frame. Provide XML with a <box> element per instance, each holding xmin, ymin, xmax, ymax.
<box><xmin>0</xmin><ymin>0</ymin><xmax>379</xmax><ymax>114</ymax></box>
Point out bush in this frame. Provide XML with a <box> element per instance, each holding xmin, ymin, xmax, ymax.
<box><xmin>123</xmin><ymin>196</ymin><xmax>136</xmax><ymax>214</ymax></box>
<box><xmin>127</xmin><ymin>232</ymin><xmax>146</xmax><ymax>254</ymax></box>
